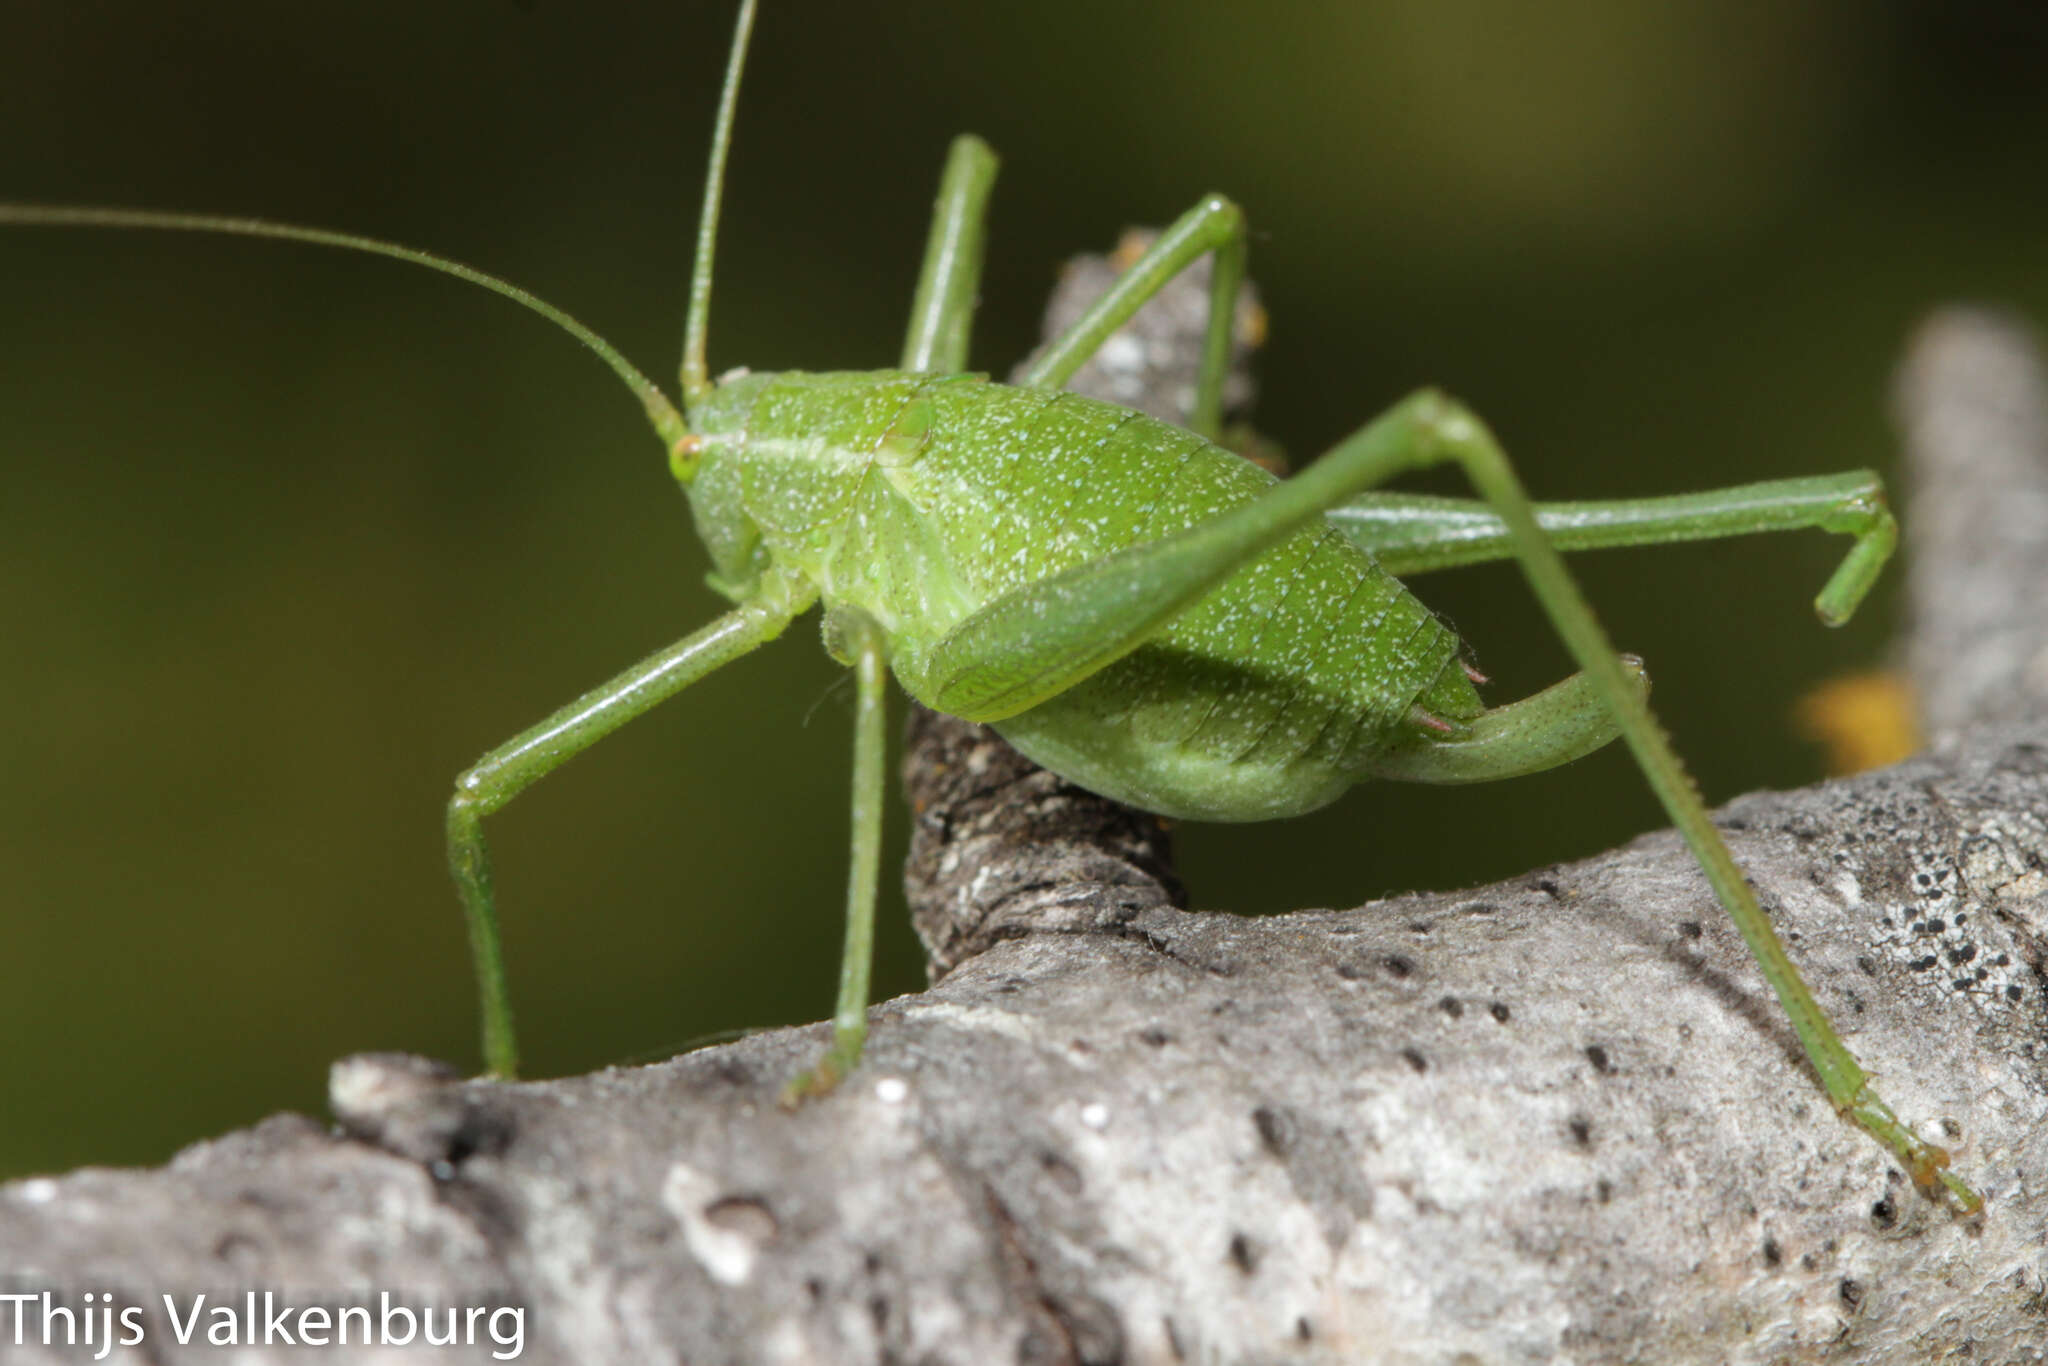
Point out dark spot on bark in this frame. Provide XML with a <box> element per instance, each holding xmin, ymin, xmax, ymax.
<box><xmin>1139</xmin><ymin>1026</ymin><xmax>1172</xmax><ymax>1048</ymax></box>
<box><xmin>1039</xmin><ymin>1149</ymin><xmax>1083</xmax><ymax>1196</ymax></box>
<box><xmin>1762</xmin><ymin>1236</ymin><xmax>1782</xmax><ymax>1268</ymax></box>
<box><xmin>1401</xmin><ymin>1047</ymin><xmax>1428</xmax><ymax>1074</ymax></box>
<box><xmin>1296</xmin><ymin>1317</ymin><xmax>1313</xmax><ymax>1342</ymax></box>
<box><xmin>710</xmin><ymin>1054</ymin><xmax>757</xmax><ymax>1087</ymax></box>
<box><xmin>1228</xmin><ymin>1232</ymin><xmax>1257</xmax><ymax>1274</ymax></box>
<box><xmin>1383</xmin><ymin>954</ymin><xmax>1416</xmax><ymax>979</ymax></box>
<box><xmin>704</xmin><ymin>1196</ymin><xmax>778</xmax><ymax>1243</ymax></box>
<box><xmin>1406</xmin><ymin>920</ymin><xmax>1431</xmax><ymax>935</ymax></box>
<box><xmin>869</xmin><ymin>1295</ymin><xmax>889</xmax><ymax>1332</ymax></box>
<box><xmin>2007</xmin><ymin>984</ymin><xmax>2025</xmax><ymax>1002</ymax></box>
<box><xmin>1596</xmin><ymin>1179</ymin><xmax>1613</xmax><ymax>1204</ymax></box>
<box><xmin>1955</xmin><ymin>912</ymin><xmax>1968</xmax><ymax>924</ymax></box>
<box><xmin>1336</xmin><ymin>961</ymin><xmax>1365</xmax><ymax>981</ymax></box>
<box><xmin>1871</xmin><ymin>1194</ymin><xmax>1897</xmax><ymax>1229</ymax></box>
<box><xmin>1857</xmin><ymin>956</ymin><xmax>1877</xmax><ymax>977</ymax></box>
<box><xmin>1949</xmin><ymin>943</ymin><xmax>1978</xmax><ymax>965</ymax></box>
<box><xmin>1568</xmin><ymin>1114</ymin><xmax>1594</xmax><ymax>1148</ymax></box>
<box><xmin>1721</xmin><ymin>816</ymin><xmax>1749</xmax><ymax>831</ymax></box>
<box><xmin>1585</xmin><ymin>1044</ymin><xmax>1613</xmax><ymax>1075</ymax></box>
<box><xmin>1994</xmin><ymin>953</ymin><xmax>2010</xmax><ymax>966</ymax></box>
<box><xmin>1439</xmin><ymin>996</ymin><xmax>1464</xmax><ymax>1018</ymax></box>
<box><xmin>1253</xmin><ymin>1106</ymin><xmax>1292</xmax><ymax>1157</ymax></box>
<box><xmin>1801</xmin><ymin>1252</ymin><xmax>1818</xmax><ymax>1271</ymax></box>
<box><xmin>445</xmin><ymin>1103</ymin><xmax>516</xmax><ymax>1165</ymax></box>
<box><xmin>1680</xmin><ymin>920</ymin><xmax>1704</xmax><ymax>940</ymax></box>
<box><xmin>1162</xmin><ymin>1316</ymin><xmax>1186</xmax><ymax>1362</ymax></box>
<box><xmin>212</xmin><ymin>1232</ymin><xmax>261</xmax><ymax>1265</ymax></box>
<box><xmin>807</xmin><ymin>1279</ymin><xmax>825</xmax><ymax>1303</ymax></box>
<box><xmin>1465</xmin><ymin>901</ymin><xmax>1498</xmax><ymax>915</ymax></box>
<box><xmin>1019</xmin><ymin>1325</ymin><xmax>1066</xmax><ymax>1365</ymax></box>
<box><xmin>1910</xmin><ymin>955</ymin><xmax>1939</xmax><ymax>972</ymax></box>
<box><xmin>1490</xmin><ymin>1002</ymin><xmax>1512</xmax><ymax>1023</ymax></box>
<box><xmin>1840</xmin><ymin>1278</ymin><xmax>1863</xmax><ymax>1309</ymax></box>
<box><xmin>1942</xmin><ymin>1117</ymin><xmax>1963</xmax><ymax>1139</ymax></box>
<box><xmin>1534</xmin><ymin>877</ymin><xmax>1562</xmax><ymax>897</ymax></box>
<box><xmin>865</xmin><ymin>1251</ymin><xmax>883</xmax><ymax>1275</ymax></box>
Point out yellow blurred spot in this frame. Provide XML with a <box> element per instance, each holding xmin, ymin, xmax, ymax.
<box><xmin>1793</xmin><ymin>671</ymin><xmax>1920</xmax><ymax>776</ymax></box>
<box><xmin>1111</xmin><ymin>229</ymin><xmax>1153</xmax><ymax>270</ymax></box>
<box><xmin>1238</xmin><ymin>298</ymin><xmax>1269</xmax><ymax>350</ymax></box>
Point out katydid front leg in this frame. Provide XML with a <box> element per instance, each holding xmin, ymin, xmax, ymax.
<box><xmin>447</xmin><ymin>587</ymin><xmax>806</xmax><ymax>1078</ymax></box>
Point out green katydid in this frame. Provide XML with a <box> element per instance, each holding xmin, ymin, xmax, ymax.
<box><xmin>0</xmin><ymin>0</ymin><xmax>1979</xmax><ymax>1213</ymax></box>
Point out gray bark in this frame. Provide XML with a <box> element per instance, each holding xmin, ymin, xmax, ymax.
<box><xmin>2</xmin><ymin>265</ymin><xmax>2044</xmax><ymax>1364</ymax></box>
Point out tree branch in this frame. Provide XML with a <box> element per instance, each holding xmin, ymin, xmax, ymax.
<box><xmin>4</xmin><ymin>271</ymin><xmax>2044</xmax><ymax>1364</ymax></box>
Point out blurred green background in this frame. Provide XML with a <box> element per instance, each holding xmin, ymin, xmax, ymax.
<box><xmin>2</xmin><ymin>1</ymin><xmax>2044</xmax><ymax>1179</ymax></box>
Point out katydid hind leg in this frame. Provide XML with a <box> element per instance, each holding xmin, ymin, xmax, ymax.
<box><xmin>933</xmin><ymin>386</ymin><xmax>1976</xmax><ymax>1207</ymax></box>
<box><xmin>1019</xmin><ymin>194</ymin><xmax>1248</xmax><ymax>440</ymax></box>
<box><xmin>1329</xmin><ymin>473</ymin><xmax>1898</xmax><ymax>626</ymax></box>
<box><xmin>782</xmin><ymin>608</ymin><xmax>891</xmax><ymax>1104</ymax></box>
<box><xmin>448</xmin><ymin>599</ymin><xmax>801</xmax><ymax>1078</ymax></box>
<box><xmin>1341</xmin><ymin>391</ymin><xmax>1980</xmax><ymax>1211</ymax></box>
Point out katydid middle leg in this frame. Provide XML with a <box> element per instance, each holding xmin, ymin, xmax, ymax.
<box><xmin>781</xmin><ymin>607</ymin><xmax>892</xmax><ymax>1102</ymax></box>
<box><xmin>766</xmin><ymin>140</ymin><xmax>1003</xmax><ymax>1099</ymax></box>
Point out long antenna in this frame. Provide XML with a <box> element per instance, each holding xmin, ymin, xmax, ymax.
<box><xmin>0</xmin><ymin>204</ymin><xmax>689</xmax><ymax>448</ymax></box>
<box><xmin>680</xmin><ymin>0</ymin><xmax>759</xmax><ymax>409</ymax></box>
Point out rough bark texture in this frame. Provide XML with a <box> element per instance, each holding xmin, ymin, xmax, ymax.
<box><xmin>3</xmin><ymin>267</ymin><xmax>2045</xmax><ymax>1363</ymax></box>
